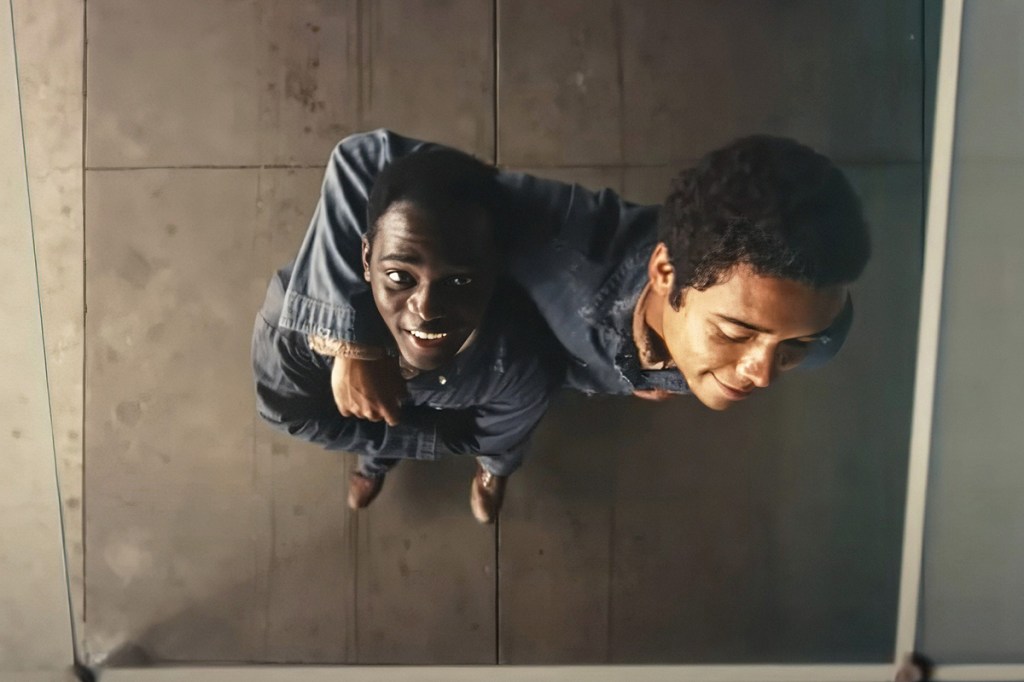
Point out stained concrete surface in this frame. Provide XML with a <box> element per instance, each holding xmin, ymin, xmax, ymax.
<box><xmin>12</xmin><ymin>0</ymin><xmax>930</xmax><ymax>667</ymax></box>
<box><xmin>498</xmin><ymin>0</ymin><xmax>923</xmax><ymax>166</ymax></box>
<box><xmin>86</xmin><ymin>0</ymin><xmax>494</xmax><ymax>168</ymax></box>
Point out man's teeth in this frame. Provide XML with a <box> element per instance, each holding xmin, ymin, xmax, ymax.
<box><xmin>410</xmin><ymin>330</ymin><xmax>447</xmax><ymax>340</ymax></box>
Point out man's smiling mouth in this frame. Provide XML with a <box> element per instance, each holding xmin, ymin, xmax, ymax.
<box><xmin>408</xmin><ymin>329</ymin><xmax>448</xmax><ymax>340</ymax></box>
<box><xmin>712</xmin><ymin>373</ymin><xmax>752</xmax><ymax>400</ymax></box>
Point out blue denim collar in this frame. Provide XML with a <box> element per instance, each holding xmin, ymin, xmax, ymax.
<box><xmin>584</xmin><ymin>240</ymin><xmax>691</xmax><ymax>395</ymax></box>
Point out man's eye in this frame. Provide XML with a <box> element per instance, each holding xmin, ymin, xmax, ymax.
<box><xmin>716</xmin><ymin>328</ymin><xmax>749</xmax><ymax>343</ymax></box>
<box><xmin>447</xmin><ymin>275</ymin><xmax>473</xmax><ymax>287</ymax></box>
<box><xmin>386</xmin><ymin>271</ymin><xmax>413</xmax><ymax>285</ymax></box>
<box><xmin>779</xmin><ymin>340</ymin><xmax>812</xmax><ymax>368</ymax></box>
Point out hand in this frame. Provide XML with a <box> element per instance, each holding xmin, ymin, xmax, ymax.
<box><xmin>632</xmin><ymin>389</ymin><xmax>675</xmax><ymax>401</ymax></box>
<box><xmin>331</xmin><ymin>355</ymin><xmax>408</xmax><ymax>426</ymax></box>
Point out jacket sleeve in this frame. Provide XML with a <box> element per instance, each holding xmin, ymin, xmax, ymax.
<box><xmin>444</xmin><ymin>325</ymin><xmax>564</xmax><ymax>459</ymax></box>
<box><xmin>252</xmin><ymin>308</ymin><xmax>443</xmax><ymax>460</ymax></box>
<box><xmin>278</xmin><ymin>129</ymin><xmax>435</xmax><ymax>344</ymax></box>
<box><xmin>464</xmin><ymin>360</ymin><xmax>558</xmax><ymax>460</ymax></box>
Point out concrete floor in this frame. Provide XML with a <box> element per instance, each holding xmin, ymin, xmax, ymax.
<box><xmin>12</xmin><ymin>0</ymin><xmax>933</xmax><ymax>668</ymax></box>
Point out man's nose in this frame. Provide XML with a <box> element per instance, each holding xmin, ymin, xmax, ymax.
<box><xmin>408</xmin><ymin>284</ymin><xmax>443</xmax><ymax>321</ymax></box>
<box><xmin>736</xmin><ymin>346</ymin><xmax>775</xmax><ymax>388</ymax></box>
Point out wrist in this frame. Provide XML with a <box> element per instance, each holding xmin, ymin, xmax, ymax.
<box><xmin>308</xmin><ymin>335</ymin><xmax>391</xmax><ymax>361</ymax></box>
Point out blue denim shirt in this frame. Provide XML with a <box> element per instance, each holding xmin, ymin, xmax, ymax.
<box><xmin>281</xmin><ymin>129</ymin><xmax>853</xmax><ymax>396</ymax></box>
<box><xmin>255</xmin><ymin>265</ymin><xmax>562</xmax><ymax>461</ymax></box>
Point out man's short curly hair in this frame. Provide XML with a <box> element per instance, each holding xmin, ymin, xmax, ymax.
<box><xmin>366</xmin><ymin>148</ymin><xmax>508</xmax><ymax>252</ymax></box>
<box><xmin>657</xmin><ymin>135</ymin><xmax>871</xmax><ymax>308</ymax></box>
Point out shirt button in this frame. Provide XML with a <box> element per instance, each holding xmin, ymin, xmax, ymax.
<box><xmin>438</xmin><ymin>375</ymin><xmax>447</xmax><ymax>385</ymax></box>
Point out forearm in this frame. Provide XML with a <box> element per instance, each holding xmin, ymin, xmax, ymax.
<box><xmin>257</xmin><ymin>402</ymin><xmax>437</xmax><ymax>460</ymax></box>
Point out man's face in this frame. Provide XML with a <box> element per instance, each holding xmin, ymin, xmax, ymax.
<box><xmin>647</xmin><ymin>243</ymin><xmax>847</xmax><ymax>411</ymax></box>
<box><xmin>363</xmin><ymin>200</ymin><xmax>498</xmax><ymax>372</ymax></box>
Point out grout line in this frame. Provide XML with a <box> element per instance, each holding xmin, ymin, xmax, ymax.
<box><xmin>605</xmin><ymin>475</ymin><xmax>614</xmax><ymax>662</ymax></box>
<box><xmin>613</xmin><ymin>0</ymin><xmax>625</xmax><ymax>167</ymax></box>
<box><xmin>492</xmin><ymin>2</ymin><xmax>501</xmax><ymax>664</ymax></box>
<box><xmin>84</xmin><ymin>164</ymin><xmax>327</xmax><ymax>171</ymax></box>
<box><xmin>353</xmin><ymin>510</ymin><xmax>362</xmax><ymax>662</ymax></box>
<box><xmin>496</xmin><ymin>160</ymin><xmax>928</xmax><ymax>171</ymax></box>
<box><xmin>79</xmin><ymin>0</ymin><xmax>89</xmax><ymax>653</ymax></box>
<box><xmin>492</xmin><ymin>0</ymin><xmax>499</xmax><ymax>166</ymax></box>
<box><xmin>80</xmin><ymin>159</ymin><xmax>929</xmax><ymax>173</ymax></box>
<box><xmin>494</xmin><ymin>513</ymin><xmax>500</xmax><ymax>664</ymax></box>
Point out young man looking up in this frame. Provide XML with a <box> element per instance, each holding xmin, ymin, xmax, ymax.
<box><xmin>278</xmin><ymin>130</ymin><xmax>870</xmax><ymax>422</ymax></box>
<box><xmin>252</xmin><ymin>149</ymin><xmax>562</xmax><ymax>523</ymax></box>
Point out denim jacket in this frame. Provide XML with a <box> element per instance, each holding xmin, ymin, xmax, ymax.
<box><xmin>255</xmin><ymin>265</ymin><xmax>563</xmax><ymax>461</ymax></box>
<box><xmin>281</xmin><ymin>130</ymin><xmax>853</xmax><ymax>396</ymax></box>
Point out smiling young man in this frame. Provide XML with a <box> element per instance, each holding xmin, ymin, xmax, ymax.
<box><xmin>278</xmin><ymin>130</ymin><xmax>869</xmax><ymax>419</ymax></box>
<box><xmin>627</xmin><ymin>135</ymin><xmax>864</xmax><ymax>408</ymax></box>
<box><xmin>252</xmin><ymin>149</ymin><xmax>562</xmax><ymax>523</ymax></box>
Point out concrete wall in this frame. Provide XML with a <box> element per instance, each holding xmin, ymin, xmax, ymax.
<box><xmin>0</xmin><ymin>0</ymin><xmax>75</xmax><ymax>675</ymax></box>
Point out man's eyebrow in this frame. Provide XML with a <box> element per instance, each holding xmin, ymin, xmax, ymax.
<box><xmin>715</xmin><ymin>314</ymin><xmax>772</xmax><ymax>334</ymax></box>
<box><xmin>715</xmin><ymin>314</ymin><xmax>826</xmax><ymax>340</ymax></box>
<box><xmin>378</xmin><ymin>252</ymin><xmax>421</xmax><ymax>265</ymax></box>
<box><xmin>381</xmin><ymin>254</ymin><xmax>483</xmax><ymax>270</ymax></box>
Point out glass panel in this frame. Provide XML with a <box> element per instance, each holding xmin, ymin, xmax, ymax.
<box><xmin>918</xmin><ymin>0</ymin><xmax>1024</xmax><ymax>663</ymax></box>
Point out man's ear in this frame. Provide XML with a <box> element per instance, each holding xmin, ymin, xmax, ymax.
<box><xmin>361</xmin><ymin>237</ymin><xmax>371</xmax><ymax>282</ymax></box>
<box><xmin>648</xmin><ymin>242</ymin><xmax>676</xmax><ymax>295</ymax></box>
